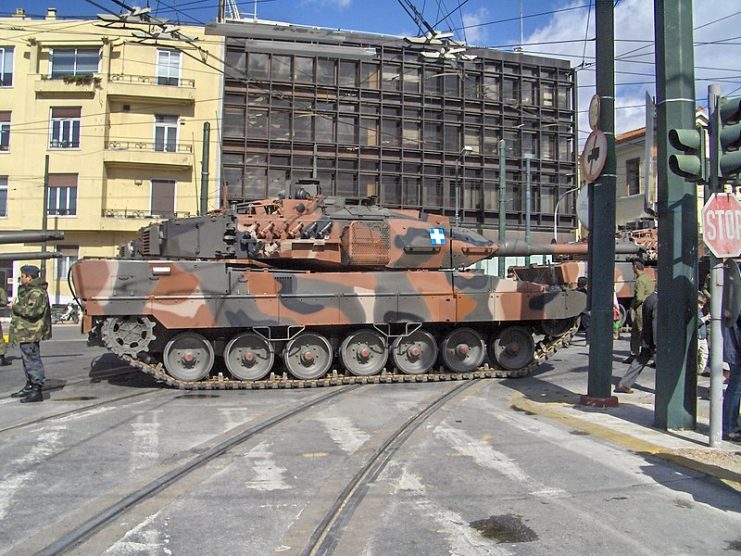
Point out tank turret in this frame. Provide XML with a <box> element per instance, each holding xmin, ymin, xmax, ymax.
<box><xmin>128</xmin><ymin>193</ymin><xmax>627</xmax><ymax>270</ymax></box>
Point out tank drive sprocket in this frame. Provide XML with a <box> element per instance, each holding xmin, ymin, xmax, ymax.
<box><xmin>101</xmin><ymin>316</ymin><xmax>156</xmax><ymax>356</ymax></box>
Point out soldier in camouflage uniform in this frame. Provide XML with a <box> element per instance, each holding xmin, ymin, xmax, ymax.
<box><xmin>9</xmin><ymin>265</ymin><xmax>52</xmax><ymax>403</ymax></box>
<box><xmin>0</xmin><ymin>285</ymin><xmax>9</xmax><ymax>366</ymax></box>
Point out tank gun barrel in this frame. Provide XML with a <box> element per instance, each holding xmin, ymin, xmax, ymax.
<box><xmin>492</xmin><ymin>240</ymin><xmax>641</xmax><ymax>258</ymax></box>
<box><xmin>0</xmin><ymin>231</ymin><xmax>64</xmax><ymax>244</ymax></box>
<box><xmin>0</xmin><ymin>251</ymin><xmax>63</xmax><ymax>261</ymax></box>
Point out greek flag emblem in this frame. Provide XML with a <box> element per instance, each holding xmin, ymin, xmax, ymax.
<box><xmin>429</xmin><ymin>228</ymin><xmax>446</xmax><ymax>245</ymax></box>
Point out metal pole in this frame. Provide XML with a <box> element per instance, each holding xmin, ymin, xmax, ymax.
<box><xmin>584</xmin><ymin>0</ymin><xmax>617</xmax><ymax>402</ymax></box>
<box><xmin>553</xmin><ymin>187</ymin><xmax>580</xmax><ymax>242</ymax></box>
<box><xmin>654</xmin><ymin>0</ymin><xmax>698</xmax><ymax>430</ymax></box>
<box><xmin>498</xmin><ymin>139</ymin><xmax>507</xmax><ymax>277</ymax></box>
<box><xmin>41</xmin><ymin>154</ymin><xmax>49</xmax><ymax>279</ymax></box>
<box><xmin>454</xmin><ymin>156</ymin><xmax>461</xmax><ymax>228</ymax></box>
<box><xmin>524</xmin><ymin>154</ymin><xmax>532</xmax><ymax>266</ymax></box>
<box><xmin>200</xmin><ymin>122</ymin><xmax>211</xmax><ymax>216</ymax></box>
<box><xmin>707</xmin><ymin>84</ymin><xmax>723</xmax><ymax>446</ymax></box>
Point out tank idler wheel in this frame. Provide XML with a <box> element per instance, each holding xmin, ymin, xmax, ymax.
<box><xmin>224</xmin><ymin>332</ymin><xmax>274</xmax><ymax>381</ymax></box>
<box><xmin>391</xmin><ymin>330</ymin><xmax>438</xmax><ymax>375</ymax></box>
<box><xmin>339</xmin><ymin>329</ymin><xmax>388</xmax><ymax>376</ymax></box>
<box><xmin>440</xmin><ymin>327</ymin><xmax>485</xmax><ymax>372</ymax></box>
<box><xmin>491</xmin><ymin>326</ymin><xmax>536</xmax><ymax>371</ymax></box>
<box><xmin>101</xmin><ymin>316</ymin><xmax>156</xmax><ymax>356</ymax></box>
<box><xmin>163</xmin><ymin>332</ymin><xmax>215</xmax><ymax>382</ymax></box>
<box><xmin>283</xmin><ymin>332</ymin><xmax>333</xmax><ymax>380</ymax></box>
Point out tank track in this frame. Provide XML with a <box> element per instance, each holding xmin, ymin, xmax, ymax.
<box><xmin>119</xmin><ymin>322</ymin><xmax>579</xmax><ymax>390</ymax></box>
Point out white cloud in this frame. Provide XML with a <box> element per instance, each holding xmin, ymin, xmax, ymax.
<box><xmin>520</xmin><ymin>0</ymin><xmax>741</xmax><ymax>146</ymax></box>
<box><xmin>461</xmin><ymin>7</ymin><xmax>490</xmax><ymax>46</ymax></box>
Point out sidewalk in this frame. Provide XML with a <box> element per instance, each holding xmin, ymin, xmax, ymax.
<box><xmin>508</xmin><ymin>333</ymin><xmax>741</xmax><ymax>492</ymax></box>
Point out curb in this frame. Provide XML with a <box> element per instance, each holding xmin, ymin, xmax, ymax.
<box><xmin>509</xmin><ymin>393</ymin><xmax>741</xmax><ymax>491</ymax></box>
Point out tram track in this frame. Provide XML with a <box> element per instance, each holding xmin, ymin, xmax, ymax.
<box><xmin>301</xmin><ymin>380</ymin><xmax>475</xmax><ymax>556</ymax></box>
<box><xmin>34</xmin><ymin>385</ymin><xmax>360</xmax><ymax>556</ymax></box>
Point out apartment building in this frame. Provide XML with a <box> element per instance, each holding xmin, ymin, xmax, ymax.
<box><xmin>0</xmin><ymin>8</ymin><xmax>223</xmax><ymax>302</ymax></box>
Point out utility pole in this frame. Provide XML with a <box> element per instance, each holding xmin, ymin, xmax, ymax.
<box><xmin>524</xmin><ymin>154</ymin><xmax>533</xmax><ymax>266</ymax></box>
<box><xmin>498</xmin><ymin>139</ymin><xmax>507</xmax><ymax>277</ymax></box>
<box><xmin>41</xmin><ymin>155</ymin><xmax>49</xmax><ymax>279</ymax></box>
<box><xmin>654</xmin><ymin>0</ymin><xmax>698</xmax><ymax>430</ymax></box>
<box><xmin>200</xmin><ymin>122</ymin><xmax>210</xmax><ymax>216</ymax></box>
<box><xmin>582</xmin><ymin>0</ymin><xmax>617</xmax><ymax>406</ymax></box>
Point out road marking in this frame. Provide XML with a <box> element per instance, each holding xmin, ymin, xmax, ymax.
<box><xmin>315</xmin><ymin>414</ymin><xmax>370</xmax><ymax>454</ymax></box>
<box><xmin>243</xmin><ymin>441</ymin><xmax>292</xmax><ymax>491</ymax></box>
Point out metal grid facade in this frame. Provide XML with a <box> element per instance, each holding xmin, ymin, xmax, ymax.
<box><xmin>214</xmin><ymin>22</ymin><xmax>578</xmax><ymax>235</ymax></box>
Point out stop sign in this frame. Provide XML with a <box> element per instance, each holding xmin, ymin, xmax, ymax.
<box><xmin>702</xmin><ymin>193</ymin><xmax>741</xmax><ymax>258</ymax></box>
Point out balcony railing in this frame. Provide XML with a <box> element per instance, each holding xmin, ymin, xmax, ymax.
<box><xmin>105</xmin><ymin>141</ymin><xmax>193</xmax><ymax>154</ymax></box>
<box><xmin>101</xmin><ymin>208</ymin><xmax>192</xmax><ymax>219</ymax></box>
<box><xmin>109</xmin><ymin>74</ymin><xmax>196</xmax><ymax>88</ymax></box>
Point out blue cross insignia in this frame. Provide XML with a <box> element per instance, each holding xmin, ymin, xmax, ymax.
<box><xmin>429</xmin><ymin>228</ymin><xmax>446</xmax><ymax>245</ymax></box>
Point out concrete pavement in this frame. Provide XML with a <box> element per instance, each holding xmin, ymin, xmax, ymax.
<box><xmin>509</xmin><ymin>333</ymin><xmax>741</xmax><ymax>491</ymax></box>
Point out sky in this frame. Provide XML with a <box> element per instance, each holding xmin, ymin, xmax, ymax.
<box><xmin>4</xmin><ymin>0</ymin><xmax>741</xmax><ymax>147</ymax></box>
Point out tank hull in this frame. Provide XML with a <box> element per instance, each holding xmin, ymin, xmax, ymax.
<box><xmin>72</xmin><ymin>258</ymin><xmax>585</xmax><ymax>385</ymax></box>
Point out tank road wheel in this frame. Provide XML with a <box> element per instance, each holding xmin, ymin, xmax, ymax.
<box><xmin>101</xmin><ymin>316</ymin><xmax>156</xmax><ymax>356</ymax></box>
<box><xmin>339</xmin><ymin>329</ymin><xmax>388</xmax><ymax>376</ymax></box>
<box><xmin>163</xmin><ymin>332</ymin><xmax>215</xmax><ymax>382</ymax></box>
<box><xmin>440</xmin><ymin>327</ymin><xmax>485</xmax><ymax>372</ymax></box>
<box><xmin>224</xmin><ymin>333</ymin><xmax>274</xmax><ymax>381</ymax></box>
<box><xmin>391</xmin><ymin>330</ymin><xmax>438</xmax><ymax>375</ymax></box>
<box><xmin>539</xmin><ymin>317</ymin><xmax>577</xmax><ymax>339</ymax></box>
<box><xmin>283</xmin><ymin>332</ymin><xmax>333</xmax><ymax>380</ymax></box>
<box><xmin>492</xmin><ymin>326</ymin><xmax>536</xmax><ymax>371</ymax></box>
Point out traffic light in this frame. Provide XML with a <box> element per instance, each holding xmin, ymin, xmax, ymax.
<box><xmin>668</xmin><ymin>126</ymin><xmax>706</xmax><ymax>182</ymax></box>
<box><xmin>719</xmin><ymin>96</ymin><xmax>741</xmax><ymax>179</ymax></box>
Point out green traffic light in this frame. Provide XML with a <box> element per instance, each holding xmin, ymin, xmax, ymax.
<box><xmin>668</xmin><ymin>127</ymin><xmax>706</xmax><ymax>182</ymax></box>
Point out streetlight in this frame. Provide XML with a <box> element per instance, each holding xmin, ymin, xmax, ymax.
<box><xmin>455</xmin><ymin>145</ymin><xmax>473</xmax><ymax>227</ymax></box>
<box><xmin>523</xmin><ymin>153</ymin><xmax>534</xmax><ymax>265</ymax></box>
<box><xmin>553</xmin><ymin>186</ymin><xmax>581</xmax><ymax>242</ymax></box>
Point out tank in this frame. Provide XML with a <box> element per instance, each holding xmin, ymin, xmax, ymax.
<box><xmin>70</xmin><ymin>187</ymin><xmax>588</xmax><ymax>388</ymax></box>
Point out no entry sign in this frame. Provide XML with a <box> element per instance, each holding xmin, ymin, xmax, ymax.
<box><xmin>702</xmin><ymin>193</ymin><xmax>741</xmax><ymax>259</ymax></box>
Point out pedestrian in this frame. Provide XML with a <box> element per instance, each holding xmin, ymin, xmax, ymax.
<box><xmin>8</xmin><ymin>265</ymin><xmax>52</xmax><ymax>403</ymax></box>
<box><xmin>615</xmin><ymin>290</ymin><xmax>657</xmax><ymax>394</ymax></box>
<box><xmin>0</xmin><ymin>283</ymin><xmax>10</xmax><ymax>366</ymax></box>
<box><xmin>722</xmin><ymin>313</ymin><xmax>741</xmax><ymax>442</ymax></box>
<box><xmin>625</xmin><ymin>260</ymin><xmax>655</xmax><ymax>363</ymax></box>
<box><xmin>613</xmin><ymin>289</ymin><xmax>622</xmax><ymax>340</ymax></box>
<box><xmin>697</xmin><ymin>292</ymin><xmax>711</xmax><ymax>376</ymax></box>
<box><xmin>576</xmin><ymin>276</ymin><xmax>590</xmax><ymax>340</ymax></box>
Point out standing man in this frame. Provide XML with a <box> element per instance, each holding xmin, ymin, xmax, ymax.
<box><xmin>0</xmin><ymin>283</ymin><xmax>10</xmax><ymax>366</ymax></box>
<box><xmin>9</xmin><ymin>265</ymin><xmax>51</xmax><ymax>403</ymax></box>
<box><xmin>625</xmin><ymin>260</ymin><xmax>655</xmax><ymax>363</ymax></box>
<box><xmin>615</xmin><ymin>290</ymin><xmax>658</xmax><ymax>393</ymax></box>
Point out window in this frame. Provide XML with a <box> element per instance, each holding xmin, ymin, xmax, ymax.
<box><xmin>0</xmin><ymin>47</ymin><xmax>13</xmax><ymax>87</ymax></box>
<box><xmin>50</xmin><ymin>48</ymin><xmax>98</xmax><ymax>78</ymax></box>
<box><xmin>0</xmin><ymin>111</ymin><xmax>9</xmax><ymax>151</ymax></box>
<box><xmin>48</xmin><ymin>174</ymin><xmax>77</xmax><ymax>216</ymax></box>
<box><xmin>626</xmin><ymin>157</ymin><xmax>640</xmax><ymax>195</ymax></box>
<box><xmin>156</xmin><ymin>50</ymin><xmax>180</xmax><ymax>85</ymax></box>
<box><xmin>49</xmin><ymin>107</ymin><xmax>81</xmax><ymax>149</ymax></box>
<box><xmin>151</xmin><ymin>180</ymin><xmax>176</xmax><ymax>217</ymax></box>
<box><xmin>55</xmin><ymin>246</ymin><xmax>78</xmax><ymax>280</ymax></box>
<box><xmin>0</xmin><ymin>176</ymin><xmax>7</xmax><ymax>217</ymax></box>
<box><xmin>154</xmin><ymin>115</ymin><xmax>178</xmax><ymax>152</ymax></box>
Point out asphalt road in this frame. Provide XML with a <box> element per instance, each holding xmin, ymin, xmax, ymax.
<box><xmin>0</xmin><ymin>327</ymin><xmax>739</xmax><ymax>555</ymax></box>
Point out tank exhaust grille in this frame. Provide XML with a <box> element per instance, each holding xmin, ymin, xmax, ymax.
<box><xmin>342</xmin><ymin>222</ymin><xmax>390</xmax><ymax>265</ymax></box>
<box><xmin>137</xmin><ymin>228</ymin><xmax>152</xmax><ymax>256</ymax></box>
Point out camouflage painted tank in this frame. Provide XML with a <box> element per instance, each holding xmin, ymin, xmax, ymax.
<box><xmin>70</xmin><ymin>186</ymin><xmax>588</xmax><ymax>388</ymax></box>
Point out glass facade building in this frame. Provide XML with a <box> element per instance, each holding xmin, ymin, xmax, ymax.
<box><xmin>208</xmin><ymin>21</ymin><xmax>578</xmax><ymax>238</ymax></box>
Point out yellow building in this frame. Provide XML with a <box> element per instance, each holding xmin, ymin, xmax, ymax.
<box><xmin>0</xmin><ymin>7</ymin><xmax>223</xmax><ymax>302</ymax></box>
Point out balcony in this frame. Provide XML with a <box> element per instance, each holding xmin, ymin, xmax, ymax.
<box><xmin>103</xmin><ymin>141</ymin><xmax>193</xmax><ymax>169</ymax></box>
<box><xmin>106</xmin><ymin>74</ymin><xmax>196</xmax><ymax>104</ymax></box>
<box><xmin>34</xmin><ymin>75</ymin><xmax>101</xmax><ymax>97</ymax></box>
<box><xmin>101</xmin><ymin>208</ymin><xmax>192</xmax><ymax>219</ymax></box>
